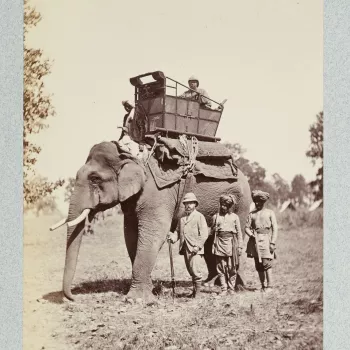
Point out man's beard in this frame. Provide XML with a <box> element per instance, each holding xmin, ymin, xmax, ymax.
<box><xmin>219</xmin><ymin>208</ymin><xmax>228</xmax><ymax>215</ymax></box>
<box><xmin>185</xmin><ymin>208</ymin><xmax>194</xmax><ymax>215</ymax></box>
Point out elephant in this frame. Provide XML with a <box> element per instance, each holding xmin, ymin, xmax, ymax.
<box><xmin>53</xmin><ymin>141</ymin><xmax>251</xmax><ymax>301</ymax></box>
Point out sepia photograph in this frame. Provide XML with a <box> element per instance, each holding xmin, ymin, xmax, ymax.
<box><xmin>23</xmin><ymin>0</ymin><xmax>323</xmax><ymax>349</ymax></box>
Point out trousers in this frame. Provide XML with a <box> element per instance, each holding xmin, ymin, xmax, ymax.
<box><xmin>216</xmin><ymin>255</ymin><xmax>237</xmax><ymax>290</ymax></box>
<box><xmin>254</xmin><ymin>257</ymin><xmax>273</xmax><ymax>271</ymax></box>
<box><xmin>183</xmin><ymin>244</ymin><xmax>203</xmax><ymax>282</ymax></box>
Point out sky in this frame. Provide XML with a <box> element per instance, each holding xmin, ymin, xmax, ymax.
<box><xmin>27</xmin><ymin>0</ymin><xmax>323</xmax><ymax>191</ymax></box>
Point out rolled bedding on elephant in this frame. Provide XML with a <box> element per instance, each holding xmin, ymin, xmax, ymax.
<box><xmin>156</xmin><ymin>137</ymin><xmax>233</xmax><ymax>160</ymax></box>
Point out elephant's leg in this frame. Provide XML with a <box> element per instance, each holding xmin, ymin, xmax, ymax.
<box><xmin>123</xmin><ymin>214</ymin><xmax>138</xmax><ymax>265</ymax></box>
<box><xmin>203</xmin><ymin>235</ymin><xmax>219</xmax><ymax>285</ymax></box>
<box><xmin>127</xmin><ymin>212</ymin><xmax>172</xmax><ymax>301</ymax></box>
<box><xmin>235</xmin><ymin>252</ymin><xmax>247</xmax><ymax>289</ymax></box>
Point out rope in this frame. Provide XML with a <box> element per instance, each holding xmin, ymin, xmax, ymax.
<box><xmin>144</xmin><ymin>137</ymin><xmax>157</xmax><ymax>166</ymax></box>
<box><xmin>187</xmin><ymin>136</ymin><xmax>199</xmax><ymax>172</ymax></box>
<box><xmin>170</xmin><ymin>134</ymin><xmax>198</xmax><ymax>225</ymax></box>
<box><xmin>178</xmin><ymin>134</ymin><xmax>187</xmax><ymax>155</ymax></box>
<box><xmin>177</xmin><ymin>134</ymin><xmax>198</xmax><ymax>174</ymax></box>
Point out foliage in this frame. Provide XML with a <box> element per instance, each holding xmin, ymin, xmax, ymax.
<box><xmin>225</xmin><ymin>142</ymin><xmax>291</xmax><ymax>206</ymax></box>
<box><xmin>223</xmin><ymin>142</ymin><xmax>246</xmax><ymax>161</ymax></box>
<box><xmin>234</xmin><ymin>157</ymin><xmax>267</xmax><ymax>189</ymax></box>
<box><xmin>291</xmin><ymin>174</ymin><xmax>309</xmax><ymax>205</ymax></box>
<box><xmin>24</xmin><ymin>176</ymin><xmax>58</xmax><ymax>215</ymax></box>
<box><xmin>272</xmin><ymin>173</ymin><xmax>291</xmax><ymax>203</ymax></box>
<box><xmin>23</xmin><ymin>0</ymin><xmax>64</xmax><ymax>205</ymax></box>
<box><xmin>246</xmin><ymin>161</ymin><xmax>267</xmax><ymax>188</ymax></box>
<box><xmin>306</xmin><ymin>112</ymin><xmax>323</xmax><ymax>200</ymax></box>
<box><xmin>64</xmin><ymin>177</ymin><xmax>76</xmax><ymax>202</ymax></box>
<box><xmin>223</xmin><ymin>142</ymin><xmax>265</xmax><ymax>188</ymax></box>
<box><xmin>24</xmin><ymin>175</ymin><xmax>63</xmax><ymax>207</ymax></box>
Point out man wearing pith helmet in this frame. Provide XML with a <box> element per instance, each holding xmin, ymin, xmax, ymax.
<box><xmin>179</xmin><ymin>75</ymin><xmax>212</xmax><ymax>108</ymax></box>
<box><xmin>167</xmin><ymin>192</ymin><xmax>209</xmax><ymax>298</ymax></box>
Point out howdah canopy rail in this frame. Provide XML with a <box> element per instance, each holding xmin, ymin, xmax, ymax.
<box><xmin>127</xmin><ymin>71</ymin><xmax>226</xmax><ymax>143</ymax></box>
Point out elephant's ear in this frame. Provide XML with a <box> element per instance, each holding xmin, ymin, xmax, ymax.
<box><xmin>117</xmin><ymin>161</ymin><xmax>146</xmax><ymax>202</ymax></box>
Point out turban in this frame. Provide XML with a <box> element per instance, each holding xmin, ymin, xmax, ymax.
<box><xmin>251</xmin><ymin>190</ymin><xmax>270</xmax><ymax>202</ymax></box>
<box><xmin>220</xmin><ymin>194</ymin><xmax>237</xmax><ymax>207</ymax></box>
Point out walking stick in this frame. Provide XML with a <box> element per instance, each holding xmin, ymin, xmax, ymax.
<box><xmin>168</xmin><ymin>239</ymin><xmax>176</xmax><ymax>301</ymax></box>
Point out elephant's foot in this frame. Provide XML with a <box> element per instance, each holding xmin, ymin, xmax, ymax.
<box><xmin>125</xmin><ymin>284</ymin><xmax>156</xmax><ymax>303</ymax></box>
<box><xmin>203</xmin><ymin>274</ymin><xmax>219</xmax><ymax>287</ymax></box>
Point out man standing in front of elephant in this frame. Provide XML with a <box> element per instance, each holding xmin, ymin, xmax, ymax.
<box><xmin>211</xmin><ymin>194</ymin><xmax>243</xmax><ymax>295</ymax></box>
<box><xmin>167</xmin><ymin>192</ymin><xmax>209</xmax><ymax>298</ymax></box>
<box><xmin>245</xmin><ymin>190</ymin><xmax>278</xmax><ymax>292</ymax></box>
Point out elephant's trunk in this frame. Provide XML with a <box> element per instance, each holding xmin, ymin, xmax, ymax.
<box><xmin>62</xmin><ymin>189</ymin><xmax>90</xmax><ymax>301</ymax></box>
<box><xmin>62</xmin><ymin>223</ymin><xmax>84</xmax><ymax>300</ymax></box>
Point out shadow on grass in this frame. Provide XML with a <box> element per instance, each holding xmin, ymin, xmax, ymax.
<box><xmin>42</xmin><ymin>278</ymin><xmax>257</xmax><ymax>304</ymax></box>
<box><xmin>72</xmin><ymin>278</ymin><xmax>132</xmax><ymax>295</ymax></box>
<box><xmin>42</xmin><ymin>291</ymin><xmax>65</xmax><ymax>304</ymax></box>
<box><xmin>42</xmin><ymin>278</ymin><xmax>195</xmax><ymax>304</ymax></box>
<box><xmin>154</xmin><ymin>280</ymin><xmax>193</xmax><ymax>289</ymax></box>
<box><xmin>42</xmin><ymin>279</ymin><xmax>131</xmax><ymax>304</ymax></box>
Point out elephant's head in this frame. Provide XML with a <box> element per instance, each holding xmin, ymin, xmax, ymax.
<box><xmin>52</xmin><ymin>141</ymin><xmax>146</xmax><ymax>300</ymax></box>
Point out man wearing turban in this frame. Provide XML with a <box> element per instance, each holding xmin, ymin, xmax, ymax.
<box><xmin>118</xmin><ymin>100</ymin><xmax>147</xmax><ymax>159</ymax></box>
<box><xmin>245</xmin><ymin>190</ymin><xmax>278</xmax><ymax>291</ymax></box>
<box><xmin>210</xmin><ymin>194</ymin><xmax>243</xmax><ymax>295</ymax></box>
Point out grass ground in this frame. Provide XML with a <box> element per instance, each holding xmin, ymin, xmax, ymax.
<box><xmin>24</xmin><ymin>212</ymin><xmax>322</xmax><ymax>350</ymax></box>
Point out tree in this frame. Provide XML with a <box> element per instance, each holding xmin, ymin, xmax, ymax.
<box><xmin>306</xmin><ymin>112</ymin><xmax>323</xmax><ymax>200</ymax></box>
<box><xmin>24</xmin><ymin>176</ymin><xmax>58</xmax><ymax>215</ymax></box>
<box><xmin>224</xmin><ymin>142</ymin><xmax>287</xmax><ymax>206</ymax></box>
<box><xmin>272</xmin><ymin>173</ymin><xmax>291</xmax><ymax>204</ymax></box>
<box><xmin>291</xmin><ymin>174</ymin><xmax>308</xmax><ymax>205</ymax></box>
<box><xmin>224</xmin><ymin>142</ymin><xmax>266</xmax><ymax>189</ymax></box>
<box><xmin>223</xmin><ymin>142</ymin><xmax>246</xmax><ymax>161</ymax></box>
<box><xmin>247</xmin><ymin>161</ymin><xmax>267</xmax><ymax>188</ymax></box>
<box><xmin>24</xmin><ymin>0</ymin><xmax>64</xmax><ymax>204</ymax></box>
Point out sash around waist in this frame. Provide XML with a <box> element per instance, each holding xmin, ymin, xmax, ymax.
<box><xmin>217</xmin><ymin>231</ymin><xmax>236</xmax><ymax>238</ymax></box>
<box><xmin>255</xmin><ymin>227</ymin><xmax>271</xmax><ymax>235</ymax></box>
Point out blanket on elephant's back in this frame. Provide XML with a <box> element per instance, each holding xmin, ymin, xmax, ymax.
<box><xmin>156</xmin><ymin>137</ymin><xmax>232</xmax><ymax>160</ymax></box>
<box><xmin>147</xmin><ymin>153</ymin><xmax>238</xmax><ymax>190</ymax></box>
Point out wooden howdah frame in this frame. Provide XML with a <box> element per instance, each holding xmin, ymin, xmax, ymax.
<box><xmin>129</xmin><ymin>71</ymin><xmax>224</xmax><ymax>143</ymax></box>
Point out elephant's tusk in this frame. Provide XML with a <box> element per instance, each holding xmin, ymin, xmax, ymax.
<box><xmin>50</xmin><ymin>218</ymin><xmax>68</xmax><ymax>231</ymax></box>
<box><xmin>67</xmin><ymin>209</ymin><xmax>91</xmax><ymax>227</ymax></box>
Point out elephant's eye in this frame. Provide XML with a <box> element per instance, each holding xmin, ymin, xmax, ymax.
<box><xmin>89</xmin><ymin>174</ymin><xmax>102</xmax><ymax>183</ymax></box>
